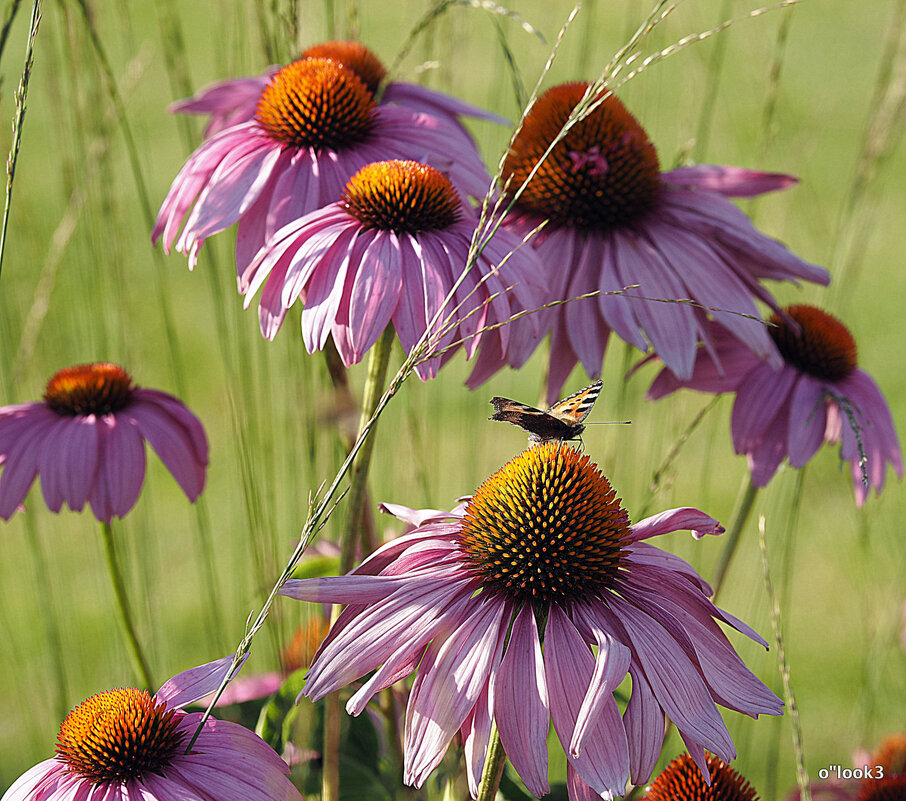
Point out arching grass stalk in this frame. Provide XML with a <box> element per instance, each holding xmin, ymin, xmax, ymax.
<box><xmin>758</xmin><ymin>516</ymin><xmax>811</xmax><ymax>801</ymax></box>
<box><xmin>99</xmin><ymin>522</ymin><xmax>155</xmax><ymax>691</ymax></box>
<box><xmin>0</xmin><ymin>0</ymin><xmax>40</xmax><ymax>282</ymax></box>
<box><xmin>322</xmin><ymin>325</ymin><xmax>396</xmax><ymax>801</ymax></box>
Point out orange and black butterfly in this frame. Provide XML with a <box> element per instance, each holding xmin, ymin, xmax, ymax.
<box><xmin>489</xmin><ymin>380</ymin><xmax>604</xmax><ymax>443</ymax></box>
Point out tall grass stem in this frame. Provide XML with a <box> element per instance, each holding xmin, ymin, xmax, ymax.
<box><xmin>99</xmin><ymin>522</ymin><xmax>155</xmax><ymax>691</ymax></box>
<box><xmin>758</xmin><ymin>516</ymin><xmax>810</xmax><ymax>801</ymax></box>
<box><xmin>0</xmin><ymin>0</ymin><xmax>40</xmax><ymax>282</ymax></box>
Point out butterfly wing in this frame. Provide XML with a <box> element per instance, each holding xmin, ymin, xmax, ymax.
<box><xmin>489</xmin><ymin>397</ymin><xmax>574</xmax><ymax>441</ymax></box>
<box><xmin>546</xmin><ymin>380</ymin><xmax>603</xmax><ymax>426</ymax></box>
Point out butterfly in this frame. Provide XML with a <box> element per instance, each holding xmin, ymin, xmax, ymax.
<box><xmin>489</xmin><ymin>380</ymin><xmax>604</xmax><ymax>444</ymax></box>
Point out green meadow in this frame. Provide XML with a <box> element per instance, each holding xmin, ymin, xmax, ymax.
<box><xmin>0</xmin><ymin>0</ymin><xmax>903</xmax><ymax>797</ymax></box>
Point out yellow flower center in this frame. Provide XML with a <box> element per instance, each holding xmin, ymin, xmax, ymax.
<box><xmin>769</xmin><ymin>305</ymin><xmax>858</xmax><ymax>382</ymax></box>
<box><xmin>503</xmin><ymin>82</ymin><xmax>661</xmax><ymax>231</ymax></box>
<box><xmin>342</xmin><ymin>160</ymin><xmax>462</xmax><ymax>234</ymax></box>
<box><xmin>255</xmin><ymin>58</ymin><xmax>375</xmax><ymax>150</ymax></box>
<box><xmin>55</xmin><ymin>688</ymin><xmax>184</xmax><ymax>784</ymax></box>
<box><xmin>43</xmin><ymin>363</ymin><xmax>134</xmax><ymax>416</ymax></box>
<box><xmin>645</xmin><ymin>753</ymin><xmax>759</xmax><ymax>801</ymax></box>
<box><xmin>300</xmin><ymin>41</ymin><xmax>387</xmax><ymax>97</ymax></box>
<box><xmin>460</xmin><ymin>442</ymin><xmax>629</xmax><ymax>605</ymax></box>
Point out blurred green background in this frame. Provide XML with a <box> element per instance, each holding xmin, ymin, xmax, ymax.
<box><xmin>0</xmin><ymin>0</ymin><xmax>903</xmax><ymax>797</ymax></box>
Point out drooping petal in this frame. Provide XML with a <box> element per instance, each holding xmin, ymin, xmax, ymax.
<box><xmin>461</xmin><ymin>678</ymin><xmax>495</xmax><ymax>798</ymax></box>
<box><xmin>93</xmin><ymin>415</ymin><xmax>146</xmax><ymax>520</ymax></box>
<box><xmin>404</xmin><ymin>597</ymin><xmax>509</xmax><ymax>788</ymax></box>
<box><xmin>494</xmin><ymin>604</ymin><xmax>550</xmax><ymax>797</ymax></box>
<box><xmin>786</xmin><ymin>375</ymin><xmax>828</xmax><ymax>468</ymax></box>
<box><xmin>300</xmin><ymin>227</ymin><xmax>359</xmax><ymax>354</ymax></box>
<box><xmin>568</xmin><ymin>603</ymin><xmax>631</xmax><ymax>758</ymax></box>
<box><xmin>731</xmin><ymin>362</ymin><xmax>797</xmax><ymax>454</ymax></box>
<box><xmin>0</xmin><ymin>407</ymin><xmax>63</xmax><ymax>519</ymax></box>
<box><xmin>346</xmin><ymin>230</ymin><xmax>403</xmax><ymax>359</ymax></box>
<box><xmin>127</xmin><ymin>396</ymin><xmax>207</xmax><ymax>501</ymax></box>
<box><xmin>623</xmin><ymin>667</ymin><xmax>664</xmax><ymax>785</ymax></box>
<box><xmin>304</xmin><ymin>580</ymin><xmax>473</xmax><ymax>701</ymax></box>
<box><xmin>616</xmin><ymin>227</ymin><xmax>698</xmax><ymax>380</ymax></box>
<box><xmin>36</xmin><ymin>416</ymin><xmax>83</xmax><ymax>512</ymax></box>
<box><xmin>545</xmin><ymin>604</ymin><xmax>629</xmax><ymax>797</ymax></box>
<box><xmin>607</xmin><ymin>595</ymin><xmax>735</xmax><ymax>762</ymax></box>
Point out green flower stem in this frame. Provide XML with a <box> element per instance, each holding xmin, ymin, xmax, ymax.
<box><xmin>340</xmin><ymin>324</ymin><xmax>395</xmax><ymax>570</ymax></box>
<box><xmin>99</xmin><ymin>522</ymin><xmax>154</xmax><ymax>691</ymax></box>
<box><xmin>322</xmin><ymin>325</ymin><xmax>395</xmax><ymax>801</ymax></box>
<box><xmin>476</xmin><ymin>723</ymin><xmax>507</xmax><ymax>801</ymax></box>
<box><xmin>712</xmin><ymin>476</ymin><xmax>759</xmax><ymax>600</ymax></box>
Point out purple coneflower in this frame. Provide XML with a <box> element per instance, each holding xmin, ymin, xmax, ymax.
<box><xmin>647</xmin><ymin>306</ymin><xmax>902</xmax><ymax>504</ymax></box>
<box><xmin>644</xmin><ymin>752</ymin><xmax>759</xmax><ymax>800</ymax></box>
<box><xmin>153</xmin><ymin>55</ymin><xmax>492</xmax><ymax>280</ymax></box>
<box><xmin>245</xmin><ymin>159</ymin><xmax>544</xmax><ymax>378</ymax></box>
<box><xmin>172</xmin><ymin>40</ymin><xmax>507</xmax><ymax>139</ymax></box>
<box><xmin>469</xmin><ymin>82</ymin><xmax>830</xmax><ymax>402</ymax></box>
<box><xmin>0</xmin><ymin>363</ymin><xmax>207</xmax><ymax>522</ymax></box>
<box><xmin>280</xmin><ymin>442</ymin><xmax>781</xmax><ymax>799</ymax></box>
<box><xmin>1</xmin><ymin>657</ymin><xmax>303</xmax><ymax>801</ymax></box>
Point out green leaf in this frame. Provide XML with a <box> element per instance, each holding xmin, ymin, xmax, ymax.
<box><xmin>256</xmin><ymin>669</ymin><xmax>308</xmax><ymax>754</ymax></box>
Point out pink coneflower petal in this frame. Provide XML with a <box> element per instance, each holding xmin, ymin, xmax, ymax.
<box><xmin>607</xmin><ymin>595</ymin><xmax>735</xmax><ymax>762</ymax></box>
<box><xmin>95</xmin><ymin>416</ymin><xmax>146</xmax><ymax>520</ymax></box>
<box><xmin>0</xmin><ymin>406</ymin><xmax>58</xmax><ymax>518</ymax></box>
<box><xmin>569</xmin><ymin>605</ymin><xmax>631</xmax><ymax>758</ymax></box>
<box><xmin>404</xmin><ymin>598</ymin><xmax>509</xmax><ymax>787</ymax></box>
<box><xmin>787</xmin><ymin>375</ymin><xmax>828</xmax><ymax>467</ymax></box>
<box><xmin>546</xmin><ymin>605</ymin><xmax>629</xmax><ymax>795</ymax></box>
<box><xmin>623</xmin><ymin>666</ymin><xmax>665</xmax><ymax>784</ymax></box>
<box><xmin>461</xmin><ymin>679</ymin><xmax>494</xmax><ymax>798</ymax></box>
<box><xmin>157</xmin><ymin>654</ymin><xmax>245</xmax><ymax>706</ymax></box>
<box><xmin>37</xmin><ymin>417</ymin><xmax>86</xmax><ymax>513</ymax></box>
<box><xmin>628</xmin><ymin>507</ymin><xmax>724</xmax><ymax>543</ymax></box>
<box><xmin>346</xmin><ymin>232</ymin><xmax>404</xmax><ymax>357</ymax></box>
<box><xmin>494</xmin><ymin>605</ymin><xmax>550</xmax><ymax>797</ymax></box>
<box><xmin>127</xmin><ymin>400</ymin><xmax>205</xmax><ymax>501</ymax></box>
<box><xmin>661</xmin><ymin>165</ymin><xmax>798</xmax><ymax>197</ymax></box>
<box><xmin>731</xmin><ymin>362</ymin><xmax>798</xmax><ymax>453</ymax></box>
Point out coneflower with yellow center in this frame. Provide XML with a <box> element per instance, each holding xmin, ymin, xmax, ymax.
<box><xmin>648</xmin><ymin>306</ymin><xmax>902</xmax><ymax>504</ymax></box>
<box><xmin>0</xmin><ymin>363</ymin><xmax>207</xmax><ymax>522</ymax></box>
<box><xmin>645</xmin><ymin>753</ymin><xmax>759</xmax><ymax>800</ymax></box>
<box><xmin>171</xmin><ymin>39</ymin><xmax>507</xmax><ymax>139</ymax></box>
<box><xmin>467</xmin><ymin>82</ymin><xmax>830</xmax><ymax>402</ymax></box>
<box><xmin>243</xmin><ymin>159</ymin><xmax>545</xmax><ymax>378</ymax></box>
<box><xmin>153</xmin><ymin>52</ymin><xmax>493</xmax><ymax>289</ymax></box>
<box><xmin>1</xmin><ymin>657</ymin><xmax>302</xmax><ymax>801</ymax></box>
<box><xmin>279</xmin><ymin>443</ymin><xmax>781</xmax><ymax>799</ymax></box>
